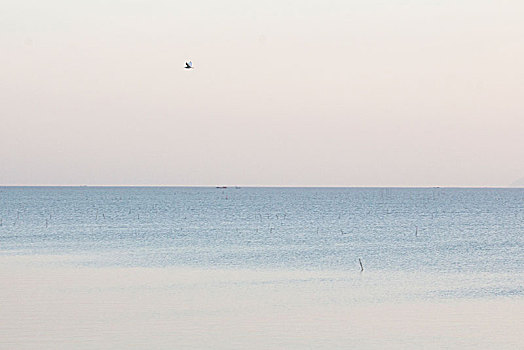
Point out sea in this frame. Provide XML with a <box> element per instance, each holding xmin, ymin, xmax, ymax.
<box><xmin>0</xmin><ymin>187</ymin><xmax>522</xmax><ymax>349</ymax></box>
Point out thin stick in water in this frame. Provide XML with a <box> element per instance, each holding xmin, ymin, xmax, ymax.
<box><xmin>359</xmin><ymin>258</ymin><xmax>364</xmax><ymax>272</ymax></box>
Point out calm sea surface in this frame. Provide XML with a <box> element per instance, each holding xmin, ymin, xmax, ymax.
<box><xmin>0</xmin><ymin>187</ymin><xmax>523</xmax><ymax>349</ymax></box>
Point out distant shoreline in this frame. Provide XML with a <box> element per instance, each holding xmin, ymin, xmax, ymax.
<box><xmin>0</xmin><ymin>185</ymin><xmax>522</xmax><ymax>189</ymax></box>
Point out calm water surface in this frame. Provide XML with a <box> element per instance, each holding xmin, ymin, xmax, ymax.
<box><xmin>0</xmin><ymin>187</ymin><xmax>522</xmax><ymax>349</ymax></box>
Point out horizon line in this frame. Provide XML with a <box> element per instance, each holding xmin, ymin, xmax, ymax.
<box><xmin>0</xmin><ymin>184</ymin><xmax>522</xmax><ymax>189</ymax></box>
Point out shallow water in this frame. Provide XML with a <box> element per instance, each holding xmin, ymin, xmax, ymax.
<box><xmin>0</xmin><ymin>187</ymin><xmax>523</xmax><ymax>348</ymax></box>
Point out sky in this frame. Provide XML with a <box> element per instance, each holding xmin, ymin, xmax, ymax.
<box><xmin>1</xmin><ymin>0</ymin><xmax>523</xmax><ymax>186</ymax></box>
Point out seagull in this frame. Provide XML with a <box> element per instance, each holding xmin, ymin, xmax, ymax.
<box><xmin>185</xmin><ymin>61</ymin><xmax>193</xmax><ymax>69</ymax></box>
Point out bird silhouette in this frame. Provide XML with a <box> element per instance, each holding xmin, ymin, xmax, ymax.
<box><xmin>185</xmin><ymin>61</ymin><xmax>193</xmax><ymax>69</ymax></box>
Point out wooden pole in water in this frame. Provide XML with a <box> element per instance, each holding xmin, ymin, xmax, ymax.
<box><xmin>359</xmin><ymin>258</ymin><xmax>364</xmax><ymax>272</ymax></box>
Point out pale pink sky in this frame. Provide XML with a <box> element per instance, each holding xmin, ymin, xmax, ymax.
<box><xmin>1</xmin><ymin>0</ymin><xmax>523</xmax><ymax>186</ymax></box>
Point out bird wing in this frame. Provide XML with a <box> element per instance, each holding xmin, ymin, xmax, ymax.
<box><xmin>188</xmin><ymin>61</ymin><xmax>193</xmax><ymax>67</ymax></box>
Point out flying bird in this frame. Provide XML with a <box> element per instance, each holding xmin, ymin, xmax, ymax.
<box><xmin>185</xmin><ymin>61</ymin><xmax>193</xmax><ymax>69</ymax></box>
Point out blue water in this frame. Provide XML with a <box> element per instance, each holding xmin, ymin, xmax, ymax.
<box><xmin>1</xmin><ymin>187</ymin><xmax>523</xmax><ymax>350</ymax></box>
<box><xmin>1</xmin><ymin>187</ymin><xmax>522</xmax><ymax>276</ymax></box>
